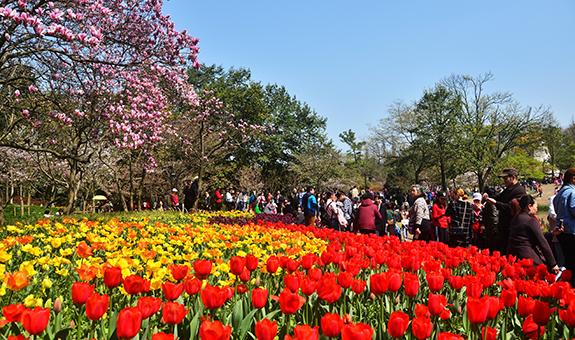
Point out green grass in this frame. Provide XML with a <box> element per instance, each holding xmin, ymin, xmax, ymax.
<box><xmin>2</xmin><ymin>205</ymin><xmax>185</xmax><ymax>226</ymax></box>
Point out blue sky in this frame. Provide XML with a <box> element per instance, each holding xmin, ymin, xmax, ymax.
<box><xmin>162</xmin><ymin>1</ymin><xmax>575</xmax><ymax>149</ymax></box>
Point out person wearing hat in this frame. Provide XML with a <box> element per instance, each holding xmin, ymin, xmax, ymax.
<box><xmin>432</xmin><ymin>191</ymin><xmax>449</xmax><ymax>244</ymax></box>
<box><xmin>483</xmin><ymin>168</ymin><xmax>526</xmax><ymax>255</ymax></box>
<box><xmin>471</xmin><ymin>192</ymin><xmax>486</xmax><ymax>249</ymax></box>
<box><xmin>170</xmin><ymin>188</ymin><xmax>180</xmax><ymax>210</ymax></box>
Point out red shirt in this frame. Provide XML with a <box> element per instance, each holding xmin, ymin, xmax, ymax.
<box><xmin>432</xmin><ymin>203</ymin><xmax>449</xmax><ymax>229</ymax></box>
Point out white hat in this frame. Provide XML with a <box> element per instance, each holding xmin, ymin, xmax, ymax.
<box><xmin>172</xmin><ymin>188</ymin><xmax>178</xmax><ymax>192</ymax></box>
<box><xmin>193</xmin><ymin>176</ymin><xmax>198</xmax><ymax>181</ymax></box>
<box><xmin>472</xmin><ymin>192</ymin><xmax>482</xmax><ymax>201</ymax></box>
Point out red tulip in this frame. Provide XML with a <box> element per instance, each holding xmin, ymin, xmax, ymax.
<box><xmin>301</xmin><ymin>278</ymin><xmax>317</xmax><ymax>296</ymax></box>
<box><xmin>404</xmin><ymin>272</ymin><xmax>420</xmax><ymax>297</ymax></box>
<box><xmin>239</xmin><ymin>268</ymin><xmax>251</xmax><ymax>282</ymax></box>
<box><xmin>448</xmin><ymin>275</ymin><xmax>464</xmax><ymax>290</ymax></box>
<box><xmin>522</xmin><ymin>315</ymin><xmax>545</xmax><ymax>340</ymax></box>
<box><xmin>501</xmin><ymin>289</ymin><xmax>517</xmax><ymax>308</ymax></box>
<box><xmin>117</xmin><ymin>307</ymin><xmax>142</xmax><ymax>340</ymax></box>
<box><xmin>321</xmin><ymin>313</ymin><xmax>344</xmax><ymax>338</ymax></box>
<box><xmin>123</xmin><ymin>275</ymin><xmax>146</xmax><ymax>295</ymax></box>
<box><xmin>438</xmin><ymin>332</ymin><xmax>466</xmax><ymax>340</ymax></box>
<box><xmin>201</xmin><ymin>284</ymin><xmax>228</xmax><ymax>309</ymax></box>
<box><xmin>251</xmin><ymin>288</ymin><xmax>268</xmax><ymax>309</ymax></box>
<box><xmin>338</xmin><ymin>272</ymin><xmax>353</xmax><ymax>289</ymax></box>
<box><xmin>21</xmin><ymin>307</ymin><xmax>50</xmax><ymax>335</ymax></box>
<box><xmin>341</xmin><ymin>322</ymin><xmax>373</xmax><ymax>340</ymax></box>
<box><xmin>440</xmin><ymin>309</ymin><xmax>451</xmax><ymax>320</ymax></box>
<box><xmin>486</xmin><ymin>296</ymin><xmax>503</xmax><ymax>321</ymax></box>
<box><xmin>286</xmin><ymin>324</ymin><xmax>319</xmax><ymax>340</ymax></box>
<box><xmin>426</xmin><ymin>272</ymin><xmax>444</xmax><ymax>292</ymax></box>
<box><xmin>415</xmin><ymin>304</ymin><xmax>431</xmax><ymax>318</ymax></box>
<box><xmin>300</xmin><ymin>253</ymin><xmax>317</xmax><ymax>270</ymax></box>
<box><xmin>152</xmin><ymin>333</ymin><xmax>175</xmax><ymax>340</ymax></box>
<box><xmin>388</xmin><ymin>311</ymin><xmax>410</xmax><ymax>338</ymax></box>
<box><xmin>137</xmin><ymin>296</ymin><xmax>162</xmax><ymax>320</ymax></box>
<box><xmin>558</xmin><ymin>303</ymin><xmax>575</xmax><ymax>327</ymax></box>
<box><xmin>162</xmin><ymin>301</ymin><xmax>188</xmax><ymax>325</ymax></box>
<box><xmin>481</xmin><ymin>326</ymin><xmax>497</xmax><ymax>340</ymax></box>
<box><xmin>7</xmin><ymin>335</ymin><xmax>28</xmax><ymax>340</ymax></box>
<box><xmin>274</xmin><ymin>288</ymin><xmax>305</xmax><ymax>315</ymax></box>
<box><xmin>193</xmin><ymin>259</ymin><xmax>213</xmax><ymax>279</ymax></box>
<box><xmin>308</xmin><ymin>268</ymin><xmax>322</xmax><ymax>281</ymax></box>
<box><xmin>517</xmin><ymin>296</ymin><xmax>536</xmax><ymax>317</ymax></box>
<box><xmin>532</xmin><ymin>300</ymin><xmax>556</xmax><ymax>326</ymax></box>
<box><xmin>199</xmin><ymin>320</ymin><xmax>231</xmax><ymax>340</ymax></box>
<box><xmin>229</xmin><ymin>256</ymin><xmax>246</xmax><ymax>276</ymax></box>
<box><xmin>412</xmin><ymin>317</ymin><xmax>433</xmax><ymax>340</ymax></box>
<box><xmin>351</xmin><ymin>279</ymin><xmax>366</xmax><ymax>294</ymax></box>
<box><xmin>103</xmin><ymin>266</ymin><xmax>123</xmax><ymax>288</ymax></box>
<box><xmin>467</xmin><ymin>296</ymin><xmax>490</xmax><ymax>324</ymax></box>
<box><xmin>428</xmin><ymin>293</ymin><xmax>447</xmax><ymax>316</ymax></box>
<box><xmin>245</xmin><ymin>254</ymin><xmax>259</xmax><ymax>271</ymax></box>
<box><xmin>255</xmin><ymin>319</ymin><xmax>277</xmax><ymax>340</ymax></box>
<box><xmin>162</xmin><ymin>281</ymin><xmax>185</xmax><ymax>301</ymax></box>
<box><xmin>184</xmin><ymin>277</ymin><xmax>202</xmax><ymax>295</ymax></box>
<box><xmin>71</xmin><ymin>282</ymin><xmax>95</xmax><ymax>305</ymax></box>
<box><xmin>86</xmin><ymin>292</ymin><xmax>109</xmax><ymax>320</ymax></box>
<box><xmin>388</xmin><ymin>272</ymin><xmax>402</xmax><ymax>292</ymax></box>
<box><xmin>370</xmin><ymin>272</ymin><xmax>389</xmax><ymax>296</ymax></box>
<box><xmin>3</xmin><ymin>303</ymin><xmax>25</xmax><ymax>322</ymax></box>
<box><xmin>284</xmin><ymin>274</ymin><xmax>301</xmax><ymax>293</ymax></box>
<box><xmin>465</xmin><ymin>278</ymin><xmax>483</xmax><ymax>298</ymax></box>
<box><xmin>266</xmin><ymin>256</ymin><xmax>279</xmax><ymax>273</ymax></box>
<box><xmin>316</xmin><ymin>277</ymin><xmax>342</xmax><ymax>304</ymax></box>
<box><xmin>168</xmin><ymin>264</ymin><xmax>190</xmax><ymax>281</ymax></box>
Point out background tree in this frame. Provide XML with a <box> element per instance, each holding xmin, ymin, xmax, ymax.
<box><xmin>411</xmin><ymin>86</ymin><xmax>463</xmax><ymax>190</ymax></box>
<box><xmin>442</xmin><ymin>73</ymin><xmax>550</xmax><ymax>189</ymax></box>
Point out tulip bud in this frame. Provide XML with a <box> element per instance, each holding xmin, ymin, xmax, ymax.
<box><xmin>395</xmin><ymin>296</ymin><xmax>400</xmax><ymax>304</ymax></box>
<box><xmin>457</xmin><ymin>306</ymin><xmax>462</xmax><ymax>314</ymax></box>
<box><xmin>370</xmin><ymin>293</ymin><xmax>375</xmax><ymax>300</ymax></box>
<box><xmin>53</xmin><ymin>297</ymin><xmax>62</xmax><ymax>314</ymax></box>
<box><xmin>255</xmin><ymin>275</ymin><xmax>261</xmax><ymax>287</ymax></box>
<box><xmin>69</xmin><ymin>319</ymin><xmax>75</xmax><ymax>328</ymax></box>
<box><xmin>44</xmin><ymin>298</ymin><xmax>52</xmax><ymax>309</ymax></box>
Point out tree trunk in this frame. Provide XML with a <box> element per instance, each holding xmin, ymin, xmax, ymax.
<box><xmin>64</xmin><ymin>160</ymin><xmax>78</xmax><ymax>215</ymax></box>
<box><xmin>136</xmin><ymin>167</ymin><xmax>146</xmax><ymax>211</ymax></box>
<box><xmin>27</xmin><ymin>186</ymin><xmax>31</xmax><ymax>216</ymax></box>
<box><xmin>129</xmin><ymin>159</ymin><xmax>134</xmax><ymax>211</ymax></box>
<box><xmin>440</xmin><ymin>157</ymin><xmax>447</xmax><ymax>192</ymax></box>
<box><xmin>0</xmin><ymin>203</ymin><xmax>5</xmax><ymax>225</ymax></box>
<box><xmin>20</xmin><ymin>184</ymin><xmax>24</xmax><ymax>216</ymax></box>
<box><xmin>114</xmin><ymin>172</ymin><xmax>129</xmax><ymax>212</ymax></box>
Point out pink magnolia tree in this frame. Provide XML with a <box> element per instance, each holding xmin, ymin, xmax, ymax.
<box><xmin>0</xmin><ymin>0</ymin><xmax>201</xmax><ymax>213</ymax></box>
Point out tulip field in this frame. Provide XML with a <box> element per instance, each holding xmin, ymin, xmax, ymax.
<box><xmin>0</xmin><ymin>211</ymin><xmax>574</xmax><ymax>340</ymax></box>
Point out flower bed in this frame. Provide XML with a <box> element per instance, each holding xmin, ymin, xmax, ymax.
<box><xmin>0</xmin><ymin>211</ymin><xmax>573</xmax><ymax>340</ymax></box>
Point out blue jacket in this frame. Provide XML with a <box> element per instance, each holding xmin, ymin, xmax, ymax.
<box><xmin>303</xmin><ymin>193</ymin><xmax>318</xmax><ymax>217</ymax></box>
<box><xmin>554</xmin><ymin>183</ymin><xmax>575</xmax><ymax>234</ymax></box>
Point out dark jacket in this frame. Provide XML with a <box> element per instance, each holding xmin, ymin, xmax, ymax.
<box><xmin>507</xmin><ymin>212</ymin><xmax>557</xmax><ymax>268</ymax></box>
<box><xmin>494</xmin><ymin>182</ymin><xmax>526</xmax><ymax>234</ymax></box>
<box><xmin>375</xmin><ymin>202</ymin><xmax>387</xmax><ymax>232</ymax></box>
<box><xmin>354</xmin><ymin>198</ymin><xmax>382</xmax><ymax>231</ymax></box>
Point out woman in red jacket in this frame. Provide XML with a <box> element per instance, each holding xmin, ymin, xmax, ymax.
<box><xmin>353</xmin><ymin>193</ymin><xmax>382</xmax><ymax>234</ymax></box>
<box><xmin>432</xmin><ymin>191</ymin><xmax>449</xmax><ymax>244</ymax></box>
<box><xmin>215</xmin><ymin>188</ymin><xmax>223</xmax><ymax>211</ymax></box>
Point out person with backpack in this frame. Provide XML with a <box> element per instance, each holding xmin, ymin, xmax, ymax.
<box><xmin>336</xmin><ymin>192</ymin><xmax>353</xmax><ymax>232</ymax></box>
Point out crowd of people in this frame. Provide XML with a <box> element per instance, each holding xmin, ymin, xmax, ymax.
<box><xmin>151</xmin><ymin>168</ymin><xmax>574</xmax><ymax>284</ymax></box>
